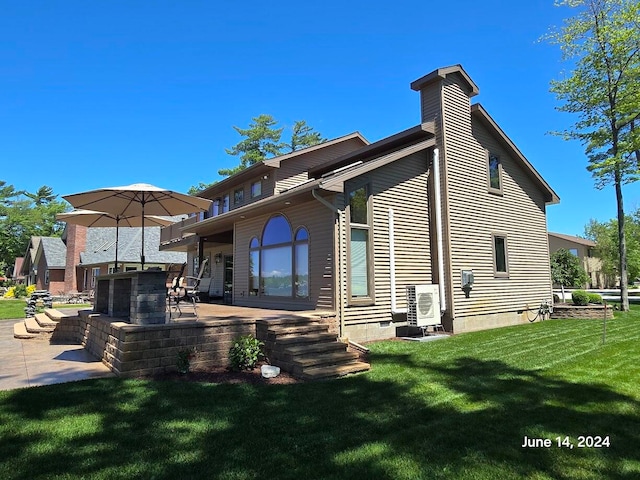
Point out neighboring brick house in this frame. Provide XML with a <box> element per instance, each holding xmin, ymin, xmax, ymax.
<box><xmin>548</xmin><ymin>232</ymin><xmax>606</xmax><ymax>288</ymax></box>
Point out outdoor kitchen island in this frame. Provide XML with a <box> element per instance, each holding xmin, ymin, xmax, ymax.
<box><xmin>94</xmin><ymin>270</ymin><xmax>168</xmax><ymax>324</ymax></box>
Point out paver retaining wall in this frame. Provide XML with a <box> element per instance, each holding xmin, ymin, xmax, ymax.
<box><xmin>551</xmin><ymin>304</ymin><xmax>613</xmax><ymax>320</ymax></box>
<box><xmin>54</xmin><ymin>310</ymin><xmax>256</xmax><ymax>377</ymax></box>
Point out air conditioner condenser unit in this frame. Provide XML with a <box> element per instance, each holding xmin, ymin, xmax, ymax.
<box><xmin>406</xmin><ymin>284</ymin><xmax>441</xmax><ymax>327</ymax></box>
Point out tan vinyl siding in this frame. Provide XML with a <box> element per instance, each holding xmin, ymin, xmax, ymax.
<box><xmin>441</xmin><ymin>78</ymin><xmax>552</xmax><ymax>326</ymax></box>
<box><xmin>233</xmin><ymin>200</ymin><xmax>335</xmax><ymax>310</ymax></box>
<box><xmin>275</xmin><ymin>138</ymin><xmax>366</xmax><ymax>192</ymax></box>
<box><xmin>341</xmin><ymin>152</ymin><xmax>432</xmax><ymax>338</ymax></box>
<box><xmin>420</xmin><ymin>83</ymin><xmax>442</xmax><ymax>124</ymax></box>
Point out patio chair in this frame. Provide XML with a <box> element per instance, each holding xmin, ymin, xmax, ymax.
<box><xmin>167</xmin><ymin>258</ymin><xmax>209</xmax><ymax>320</ymax></box>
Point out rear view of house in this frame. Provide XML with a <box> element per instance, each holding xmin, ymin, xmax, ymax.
<box><xmin>161</xmin><ymin>65</ymin><xmax>559</xmax><ymax>342</ymax></box>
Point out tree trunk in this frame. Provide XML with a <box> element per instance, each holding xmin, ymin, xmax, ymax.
<box><xmin>615</xmin><ymin>170</ymin><xmax>629</xmax><ymax>311</ymax></box>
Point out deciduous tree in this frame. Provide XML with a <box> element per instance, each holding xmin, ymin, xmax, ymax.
<box><xmin>551</xmin><ymin>248</ymin><xmax>591</xmax><ymax>301</ymax></box>
<box><xmin>546</xmin><ymin>0</ymin><xmax>640</xmax><ymax>310</ymax></box>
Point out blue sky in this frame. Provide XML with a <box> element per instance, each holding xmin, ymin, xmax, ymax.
<box><xmin>1</xmin><ymin>0</ymin><xmax>637</xmax><ymax>237</ymax></box>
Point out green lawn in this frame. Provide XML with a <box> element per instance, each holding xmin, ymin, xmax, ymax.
<box><xmin>0</xmin><ymin>299</ymin><xmax>26</xmax><ymax>320</ymax></box>
<box><xmin>1</xmin><ymin>311</ymin><xmax>639</xmax><ymax>479</ymax></box>
<box><xmin>0</xmin><ymin>299</ymin><xmax>92</xmax><ymax>321</ymax></box>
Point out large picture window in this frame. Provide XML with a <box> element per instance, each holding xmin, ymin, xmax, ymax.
<box><xmin>249</xmin><ymin>215</ymin><xmax>310</xmax><ymax>299</ymax></box>
<box><xmin>348</xmin><ymin>183</ymin><xmax>373</xmax><ymax>302</ymax></box>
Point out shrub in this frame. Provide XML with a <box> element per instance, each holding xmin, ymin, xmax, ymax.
<box><xmin>229</xmin><ymin>335</ymin><xmax>264</xmax><ymax>371</ymax></box>
<box><xmin>572</xmin><ymin>290</ymin><xmax>590</xmax><ymax>306</ymax></box>
<box><xmin>587</xmin><ymin>293</ymin><xmax>603</xmax><ymax>304</ymax></box>
<box><xmin>26</xmin><ymin>285</ymin><xmax>36</xmax><ymax>296</ymax></box>
<box><xmin>14</xmin><ymin>284</ymin><xmax>28</xmax><ymax>298</ymax></box>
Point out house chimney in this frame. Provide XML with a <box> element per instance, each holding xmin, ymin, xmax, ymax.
<box><xmin>410</xmin><ymin>65</ymin><xmax>479</xmax><ymax>123</ymax></box>
<box><xmin>64</xmin><ymin>224</ymin><xmax>87</xmax><ymax>293</ymax></box>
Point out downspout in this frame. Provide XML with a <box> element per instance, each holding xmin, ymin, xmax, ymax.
<box><xmin>433</xmin><ymin>148</ymin><xmax>447</xmax><ymax>314</ymax></box>
<box><xmin>389</xmin><ymin>208</ymin><xmax>406</xmax><ymax>314</ymax></box>
<box><xmin>312</xmin><ymin>188</ymin><xmax>344</xmax><ymax>338</ymax></box>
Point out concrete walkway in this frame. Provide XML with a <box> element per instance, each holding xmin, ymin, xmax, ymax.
<box><xmin>0</xmin><ymin>319</ymin><xmax>115</xmax><ymax>392</ymax></box>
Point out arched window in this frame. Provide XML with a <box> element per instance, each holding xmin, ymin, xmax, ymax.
<box><xmin>249</xmin><ymin>215</ymin><xmax>310</xmax><ymax>298</ymax></box>
<box><xmin>261</xmin><ymin>215</ymin><xmax>293</xmax><ymax>297</ymax></box>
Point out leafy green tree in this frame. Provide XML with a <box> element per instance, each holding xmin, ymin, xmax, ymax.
<box><xmin>0</xmin><ymin>182</ymin><xmax>67</xmax><ymax>273</ymax></box>
<box><xmin>546</xmin><ymin>0</ymin><xmax>640</xmax><ymax>310</ymax></box>
<box><xmin>551</xmin><ymin>248</ymin><xmax>591</xmax><ymax>301</ymax></box>
<box><xmin>219</xmin><ymin>114</ymin><xmax>285</xmax><ymax>176</ymax></box>
<box><xmin>584</xmin><ymin>210</ymin><xmax>640</xmax><ymax>285</ymax></box>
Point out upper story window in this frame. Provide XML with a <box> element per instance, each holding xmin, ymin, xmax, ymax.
<box><xmin>488</xmin><ymin>153</ymin><xmax>502</xmax><ymax>194</ymax></box>
<box><xmin>251</xmin><ymin>180</ymin><xmax>262</xmax><ymax>198</ymax></box>
<box><xmin>213</xmin><ymin>199</ymin><xmax>220</xmax><ymax>216</ymax></box>
<box><xmin>569</xmin><ymin>248</ymin><xmax>579</xmax><ymax>256</ymax></box>
<box><xmin>222</xmin><ymin>194</ymin><xmax>230</xmax><ymax>213</ymax></box>
<box><xmin>234</xmin><ymin>188</ymin><xmax>244</xmax><ymax>205</ymax></box>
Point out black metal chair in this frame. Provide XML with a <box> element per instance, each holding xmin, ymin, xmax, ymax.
<box><xmin>167</xmin><ymin>258</ymin><xmax>208</xmax><ymax>320</ymax></box>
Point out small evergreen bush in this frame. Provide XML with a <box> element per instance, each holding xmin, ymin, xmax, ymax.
<box><xmin>572</xmin><ymin>290</ymin><xmax>590</xmax><ymax>306</ymax></box>
<box><xmin>229</xmin><ymin>335</ymin><xmax>264</xmax><ymax>371</ymax></box>
<box><xmin>587</xmin><ymin>293</ymin><xmax>603</xmax><ymax>304</ymax></box>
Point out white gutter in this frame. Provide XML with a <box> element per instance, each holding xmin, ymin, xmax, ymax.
<box><xmin>389</xmin><ymin>208</ymin><xmax>406</xmax><ymax>314</ymax></box>
<box><xmin>433</xmin><ymin>148</ymin><xmax>447</xmax><ymax>314</ymax></box>
<box><xmin>311</xmin><ymin>189</ymin><xmax>344</xmax><ymax>338</ymax></box>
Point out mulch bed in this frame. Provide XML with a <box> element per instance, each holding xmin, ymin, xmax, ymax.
<box><xmin>144</xmin><ymin>362</ymin><xmax>302</xmax><ymax>385</ymax></box>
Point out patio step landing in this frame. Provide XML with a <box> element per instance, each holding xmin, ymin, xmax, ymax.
<box><xmin>258</xmin><ymin>317</ymin><xmax>370</xmax><ymax>381</ymax></box>
<box><xmin>13</xmin><ymin>309</ymin><xmax>68</xmax><ymax>340</ymax></box>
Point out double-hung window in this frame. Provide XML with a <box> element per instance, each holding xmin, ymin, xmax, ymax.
<box><xmin>348</xmin><ymin>183</ymin><xmax>373</xmax><ymax>303</ymax></box>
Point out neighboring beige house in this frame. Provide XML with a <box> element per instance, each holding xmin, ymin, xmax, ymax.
<box><xmin>161</xmin><ymin>65</ymin><xmax>560</xmax><ymax>341</ymax></box>
<box><xmin>548</xmin><ymin>231</ymin><xmax>605</xmax><ymax>288</ymax></box>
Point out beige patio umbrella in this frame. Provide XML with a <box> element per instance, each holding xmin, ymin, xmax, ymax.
<box><xmin>56</xmin><ymin>209</ymin><xmax>176</xmax><ymax>271</ymax></box>
<box><xmin>62</xmin><ymin>183</ymin><xmax>212</xmax><ymax>269</ymax></box>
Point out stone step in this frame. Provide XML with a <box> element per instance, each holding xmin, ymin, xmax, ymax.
<box><xmin>267</xmin><ymin>324</ymin><xmax>328</xmax><ymax>338</ymax></box>
<box><xmin>299</xmin><ymin>361</ymin><xmax>371</xmax><ymax>381</ymax></box>
<box><xmin>275</xmin><ymin>332</ymin><xmax>338</xmax><ymax>346</ymax></box>
<box><xmin>293</xmin><ymin>350</ymin><xmax>359</xmax><ymax>370</ymax></box>
<box><xmin>44</xmin><ymin>308</ymin><xmax>72</xmax><ymax>322</ymax></box>
<box><xmin>14</xmin><ymin>322</ymin><xmax>38</xmax><ymax>339</ymax></box>
<box><xmin>35</xmin><ymin>312</ymin><xmax>58</xmax><ymax>328</ymax></box>
<box><xmin>24</xmin><ymin>316</ymin><xmax>55</xmax><ymax>333</ymax></box>
<box><xmin>281</xmin><ymin>341</ymin><xmax>348</xmax><ymax>357</ymax></box>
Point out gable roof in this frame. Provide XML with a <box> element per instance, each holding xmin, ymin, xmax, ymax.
<box><xmin>471</xmin><ymin>103</ymin><xmax>560</xmax><ymax>205</ymax></box>
<box><xmin>39</xmin><ymin>237</ymin><xmax>67</xmax><ymax>269</ymax></box>
<box><xmin>548</xmin><ymin>232</ymin><xmax>596</xmax><ymax>247</ymax></box>
<box><xmin>410</xmin><ymin>65</ymin><xmax>479</xmax><ymax>97</ymax></box>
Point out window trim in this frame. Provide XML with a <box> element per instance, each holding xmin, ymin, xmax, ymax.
<box><xmin>346</xmin><ymin>181</ymin><xmax>375</xmax><ymax>305</ymax></box>
<box><xmin>487</xmin><ymin>152</ymin><xmax>503</xmax><ymax>195</ymax></box>
<box><xmin>492</xmin><ymin>233</ymin><xmax>509</xmax><ymax>278</ymax></box>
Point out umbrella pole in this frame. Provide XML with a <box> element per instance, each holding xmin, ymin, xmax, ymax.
<box><xmin>115</xmin><ymin>218</ymin><xmax>120</xmax><ymax>272</ymax></box>
<box><xmin>141</xmin><ymin>199</ymin><xmax>146</xmax><ymax>270</ymax></box>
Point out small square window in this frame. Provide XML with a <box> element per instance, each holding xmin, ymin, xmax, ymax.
<box><xmin>251</xmin><ymin>180</ymin><xmax>262</xmax><ymax>198</ymax></box>
<box><xmin>234</xmin><ymin>188</ymin><xmax>244</xmax><ymax>205</ymax></box>
<box><xmin>488</xmin><ymin>153</ymin><xmax>502</xmax><ymax>193</ymax></box>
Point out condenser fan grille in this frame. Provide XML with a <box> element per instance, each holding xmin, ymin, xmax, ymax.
<box><xmin>417</xmin><ymin>293</ymin><xmax>434</xmax><ymax>316</ymax></box>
